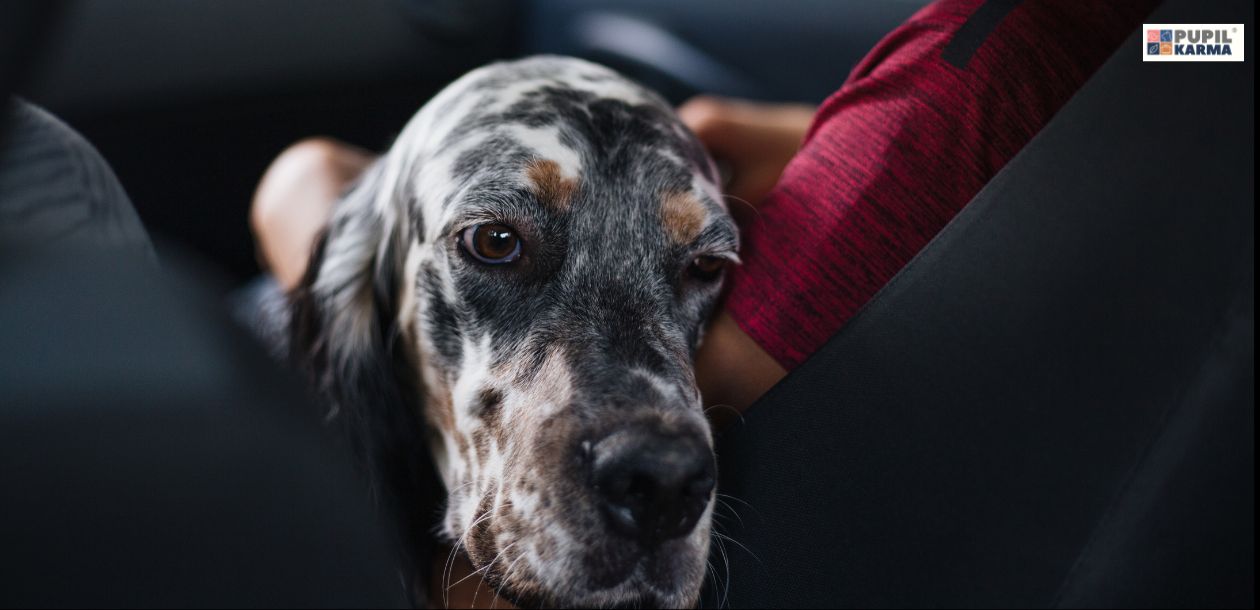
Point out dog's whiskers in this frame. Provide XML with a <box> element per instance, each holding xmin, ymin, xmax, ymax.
<box><xmin>703</xmin><ymin>403</ymin><xmax>747</xmax><ymax>426</ymax></box>
<box><xmin>461</xmin><ymin>509</ymin><xmax>496</xmax><ymax>543</ymax></box>
<box><xmin>717</xmin><ymin>492</ymin><xmax>761</xmax><ymax>522</ymax></box>
<box><xmin>443</xmin><ymin>496</ymin><xmax>495</xmax><ymax>606</ymax></box>
<box><xmin>724</xmin><ymin>538</ymin><xmax>735</xmax><ymax>609</ymax></box>
<box><xmin>459</xmin><ymin>497</ymin><xmax>522</xmax><ymax>607</ymax></box>
<box><xmin>706</xmin><ymin>492</ymin><xmax>760</xmax><ymax>608</ymax></box>
<box><xmin>448</xmin><ymin>539</ymin><xmax>519</xmax><ymax>610</ymax></box>
<box><xmin>710</xmin><ymin>531</ymin><xmax>732</xmax><ymax>609</ymax></box>
<box><xmin>441</xmin><ymin>538</ymin><xmax>464</xmax><ymax>608</ymax></box>
<box><xmin>722</xmin><ymin>193</ymin><xmax>763</xmax><ymax>220</ymax></box>
<box><xmin>712</xmin><ymin>530</ymin><xmax>760</xmax><ymax>565</ymax></box>
<box><xmin>472</xmin><ymin>539</ymin><xmax>520</xmax><ymax>586</ymax></box>
<box><xmin>713</xmin><ymin>497</ymin><xmax>746</xmax><ymax>529</ymax></box>
<box><xmin>467</xmin><ymin>540</ymin><xmax>520</xmax><ymax>608</ymax></box>
<box><xmin>439</xmin><ymin>481</ymin><xmax>478</xmax><ymax>607</ymax></box>
<box><xmin>494</xmin><ymin>545</ymin><xmax>531</xmax><ymax>608</ymax></box>
<box><xmin>705</xmin><ymin>557</ymin><xmax>721</xmax><ymax>609</ymax></box>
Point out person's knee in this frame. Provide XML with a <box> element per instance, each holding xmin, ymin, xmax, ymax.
<box><xmin>250</xmin><ymin>137</ymin><xmax>365</xmax><ymax>235</ymax></box>
<box><xmin>250</xmin><ymin>137</ymin><xmax>375</xmax><ymax>289</ymax></box>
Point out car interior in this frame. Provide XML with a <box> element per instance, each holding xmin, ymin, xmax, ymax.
<box><xmin>17</xmin><ymin>0</ymin><xmax>930</xmax><ymax>284</ymax></box>
<box><xmin>1</xmin><ymin>0</ymin><xmax>1253</xmax><ymax>607</ymax></box>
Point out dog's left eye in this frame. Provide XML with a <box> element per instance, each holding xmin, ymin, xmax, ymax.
<box><xmin>689</xmin><ymin>255</ymin><xmax>726</xmax><ymax>281</ymax></box>
<box><xmin>461</xmin><ymin>223</ymin><xmax>522</xmax><ymax>264</ymax></box>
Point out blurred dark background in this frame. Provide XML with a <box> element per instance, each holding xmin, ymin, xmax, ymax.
<box><xmin>14</xmin><ymin>0</ymin><xmax>929</xmax><ymax>284</ymax></box>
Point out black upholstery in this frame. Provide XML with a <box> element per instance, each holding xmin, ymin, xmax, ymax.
<box><xmin>0</xmin><ymin>250</ymin><xmax>410</xmax><ymax>608</ymax></box>
<box><xmin>708</xmin><ymin>0</ymin><xmax>1254</xmax><ymax>607</ymax></box>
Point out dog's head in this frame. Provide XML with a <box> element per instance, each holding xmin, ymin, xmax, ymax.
<box><xmin>292</xmin><ymin>56</ymin><xmax>737</xmax><ymax>608</ymax></box>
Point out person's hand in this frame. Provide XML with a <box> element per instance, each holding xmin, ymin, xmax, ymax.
<box><xmin>677</xmin><ymin>95</ymin><xmax>816</xmax><ymax>222</ymax></box>
<box><xmin>250</xmin><ymin>137</ymin><xmax>375</xmax><ymax>290</ymax></box>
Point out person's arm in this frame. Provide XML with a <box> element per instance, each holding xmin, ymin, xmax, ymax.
<box><xmin>675</xmin><ymin>96</ymin><xmax>815</xmax><ymax>225</ymax></box>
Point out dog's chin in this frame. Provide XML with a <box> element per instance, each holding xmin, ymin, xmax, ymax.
<box><xmin>491</xmin><ymin>578</ymin><xmax>698</xmax><ymax>610</ymax></box>
<box><xmin>500</xmin><ymin>590</ymin><xmax>694</xmax><ymax>610</ymax></box>
<box><xmin>480</xmin><ymin>535</ymin><xmax>708</xmax><ymax>609</ymax></box>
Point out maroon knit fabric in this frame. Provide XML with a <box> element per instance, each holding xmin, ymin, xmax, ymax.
<box><xmin>725</xmin><ymin>0</ymin><xmax>1157</xmax><ymax>370</ymax></box>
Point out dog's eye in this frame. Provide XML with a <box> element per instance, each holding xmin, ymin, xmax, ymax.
<box><xmin>461</xmin><ymin>223</ymin><xmax>522</xmax><ymax>264</ymax></box>
<box><xmin>689</xmin><ymin>255</ymin><xmax>726</xmax><ymax>281</ymax></box>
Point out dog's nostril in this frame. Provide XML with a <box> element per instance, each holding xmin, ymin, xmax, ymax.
<box><xmin>688</xmin><ymin>473</ymin><xmax>715</xmax><ymax>498</ymax></box>
<box><xmin>590</xmin><ymin>429</ymin><xmax>714</xmax><ymax>546</ymax></box>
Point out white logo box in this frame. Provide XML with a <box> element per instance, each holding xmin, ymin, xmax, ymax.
<box><xmin>1142</xmin><ymin>23</ymin><xmax>1245</xmax><ymax>62</ymax></box>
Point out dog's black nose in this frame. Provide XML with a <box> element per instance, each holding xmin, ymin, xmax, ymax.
<box><xmin>589</xmin><ymin>426</ymin><xmax>715</xmax><ymax>546</ymax></box>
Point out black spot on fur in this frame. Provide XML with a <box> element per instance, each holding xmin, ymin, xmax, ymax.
<box><xmin>420</xmin><ymin>263</ymin><xmax>462</xmax><ymax>368</ymax></box>
<box><xmin>476</xmin><ymin>387</ymin><xmax>504</xmax><ymax>425</ymax></box>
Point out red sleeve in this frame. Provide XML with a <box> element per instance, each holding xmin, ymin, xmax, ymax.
<box><xmin>725</xmin><ymin>0</ymin><xmax>1157</xmax><ymax>370</ymax></box>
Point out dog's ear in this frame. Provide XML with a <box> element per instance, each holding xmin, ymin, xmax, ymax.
<box><xmin>289</xmin><ymin>159</ymin><xmax>407</xmax><ymax>395</ymax></box>
<box><xmin>288</xmin><ymin>158</ymin><xmax>438</xmax><ymax>589</ymax></box>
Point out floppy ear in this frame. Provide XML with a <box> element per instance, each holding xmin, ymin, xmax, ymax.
<box><xmin>288</xmin><ymin>157</ymin><xmax>438</xmax><ymax>592</ymax></box>
<box><xmin>289</xmin><ymin>158</ymin><xmax>408</xmax><ymax>404</ymax></box>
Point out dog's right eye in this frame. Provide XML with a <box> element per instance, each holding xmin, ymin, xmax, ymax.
<box><xmin>461</xmin><ymin>223</ymin><xmax>522</xmax><ymax>264</ymax></box>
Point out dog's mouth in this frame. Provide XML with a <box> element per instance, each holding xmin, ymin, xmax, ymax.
<box><xmin>433</xmin><ymin>387</ymin><xmax>718</xmax><ymax>607</ymax></box>
<box><xmin>476</xmin><ymin>537</ymin><xmax>710</xmax><ymax>610</ymax></box>
<box><xmin>448</xmin><ymin>441</ymin><xmax>715</xmax><ymax>607</ymax></box>
<box><xmin>495</xmin><ymin>584</ymin><xmax>675</xmax><ymax>610</ymax></box>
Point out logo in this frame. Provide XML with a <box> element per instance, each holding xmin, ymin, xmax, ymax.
<box><xmin>1143</xmin><ymin>24</ymin><xmax>1245</xmax><ymax>62</ymax></box>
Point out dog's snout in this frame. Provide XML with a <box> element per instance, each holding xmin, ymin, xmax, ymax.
<box><xmin>589</xmin><ymin>426</ymin><xmax>714</xmax><ymax>546</ymax></box>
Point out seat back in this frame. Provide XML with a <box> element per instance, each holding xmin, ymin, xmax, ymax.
<box><xmin>711</xmin><ymin>0</ymin><xmax>1254</xmax><ymax>606</ymax></box>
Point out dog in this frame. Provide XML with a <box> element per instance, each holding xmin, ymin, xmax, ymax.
<box><xmin>287</xmin><ymin>55</ymin><xmax>739</xmax><ymax>608</ymax></box>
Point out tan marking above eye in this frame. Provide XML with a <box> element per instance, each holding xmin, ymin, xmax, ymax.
<box><xmin>526</xmin><ymin>159</ymin><xmax>578</xmax><ymax>211</ymax></box>
<box><xmin>661</xmin><ymin>191</ymin><xmax>707</xmax><ymax>245</ymax></box>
